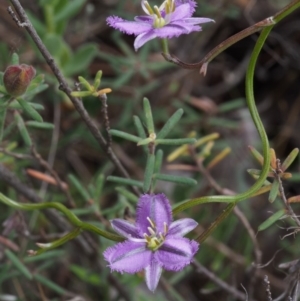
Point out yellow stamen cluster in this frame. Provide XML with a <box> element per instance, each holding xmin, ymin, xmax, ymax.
<box><xmin>144</xmin><ymin>217</ymin><xmax>168</xmax><ymax>251</ymax></box>
<box><xmin>142</xmin><ymin>0</ymin><xmax>176</xmax><ymax>28</ymax></box>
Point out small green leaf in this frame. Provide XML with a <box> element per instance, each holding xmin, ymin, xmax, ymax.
<box><xmin>281</xmin><ymin>148</ymin><xmax>299</xmax><ymax>171</ymax></box>
<box><xmin>93</xmin><ymin>173</ymin><xmax>105</xmax><ymax>202</ymax></box>
<box><xmin>71</xmin><ymin>91</ymin><xmax>92</xmax><ymax>97</ymax></box>
<box><xmin>0</xmin><ymin>108</ymin><xmax>7</xmax><ymax>143</ymax></box>
<box><xmin>143</xmin><ymin>153</ymin><xmax>155</xmax><ymax>192</ymax></box>
<box><xmin>157</xmin><ymin>109</ymin><xmax>183</xmax><ymax>139</ymax></box>
<box><xmin>268</xmin><ymin>179</ymin><xmax>279</xmax><ymax>203</ymax></box>
<box><xmin>11</xmin><ymin>53</ymin><xmax>19</xmax><ymax>65</ymax></box>
<box><xmin>54</xmin><ymin>0</ymin><xmax>85</xmax><ymax>23</ymax></box>
<box><xmin>93</xmin><ymin>70</ymin><xmax>103</xmax><ymax>90</ymax></box>
<box><xmin>137</xmin><ymin>137</ymin><xmax>153</xmax><ymax>146</ymax></box>
<box><xmin>143</xmin><ymin>97</ymin><xmax>155</xmax><ymax>134</ymax></box>
<box><xmin>133</xmin><ymin>115</ymin><xmax>147</xmax><ymax>152</ymax></box>
<box><xmin>5</xmin><ymin>250</ymin><xmax>32</xmax><ymax>280</ymax></box>
<box><xmin>153</xmin><ymin>174</ymin><xmax>197</xmax><ymax>186</ymax></box>
<box><xmin>107</xmin><ymin>176</ymin><xmax>143</xmax><ymax>188</ymax></box>
<box><xmin>17</xmin><ymin>98</ymin><xmax>43</xmax><ymax>122</ymax></box>
<box><xmin>155</xmin><ymin>138</ymin><xmax>196</xmax><ymax>145</ymax></box>
<box><xmin>115</xmin><ymin>187</ymin><xmax>138</xmax><ymax>203</ymax></box>
<box><xmin>109</xmin><ymin>129</ymin><xmax>141</xmax><ymax>143</ymax></box>
<box><xmin>68</xmin><ymin>174</ymin><xmax>91</xmax><ymax>201</ymax></box>
<box><xmin>26</xmin><ymin>121</ymin><xmax>54</xmax><ymax>130</ymax></box>
<box><xmin>64</xmin><ymin>44</ymin><xmax>98</xmax><ymax>76</ymax></box>
<box><xmin>14</xmin><ymin>112</ymin><xmax>32</xmax><ymax>146</ymax></box>
<box><xmin>34</xmin><ymin>274</ymin><xmax>66</xmax><ymax>295</ymax></box>
<box><xmin>258</xmin><ymin>209</ymin><xmax>285</xmax><ymax>231</ymax></box>
<box><xmin>248</xmin><ymin>145</ymin><xmax>264</xmax><ymax>166</ymax></box>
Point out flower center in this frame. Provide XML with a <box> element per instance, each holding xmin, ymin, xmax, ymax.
<box><xmin>144</xmin><ymin>217</ymin><xmax>168</xmax><ymax>251</ymax></box>
<box><xmin>142</xmin><ymin>0</ymin><xmax>175</xmax><ymax>28</ymax></box>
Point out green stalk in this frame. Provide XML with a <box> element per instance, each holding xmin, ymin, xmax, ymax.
<box><xmin>0</xmin><ymin>193</ymin><xmax>123</xmax><ymax>242</ymax></box>
<box><xmin>173</xmin><ymin>26</ymin><xmax>274</xmax><ymax>215</ymax></box>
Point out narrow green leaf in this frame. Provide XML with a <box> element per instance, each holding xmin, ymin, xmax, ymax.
<box><xmin>24</xmin><ymin>250</ymin><xmax>65</xmax><ymax>263</ymax></box>
<box><xmin>109</xmin><ymin>129</ymin><xmax>141</xmax><ymax>143</ymax></box>
<box><xmin>133</xmin><ymin>115</ymin><xmax>148</xmax><ymax>153</ymax></box>
<box><xmin>248</xmin><ymin>145</ymin><xmax>264</xmax><ymax>166</ymax></box>
<box><xmin>26</xmin><ymin>74</ymin><xmax>45</xmax><ymax>92</ymax></box>
<box><xmin>258</xmin><ymin>209</ymin><xmax>285</xmax><ymax>231</ymax></box>
<box><xmin>14</xmin><ymin>112</ymin><xmax>32</xmax><ymax>146</ymax></box>
<box><xmin>143</xmin><ymin>97</ymin><xmax>155</xmax><ymax>134</ymax></box>
<box><xmin>93</xmin><ymin>70</ymin><xmax>103</xmax><ymax>90</ymax></box>
<box><xmin>54</xmin><ymin>0</ymin><xmax>85</xmax><ymax>23</ymax></box>
<box><xmin>137</xmin><ymin>137</ymin><xmax>153</xmax><ymax>146</ymax></box>
<box><xmin>155</xmin><ymin>138</ymin><xmax>196</xmax><ymax>145</ymax></box>
<box><xmin>71</xmin><ymin>91</ymin><xmax>92</xmax><ymax>97</ymax></box>
<box><xmin>64</xmin><ymin>44</ymin><xmax>98</xmax><ymax>76</ymax></box>
<box><xmin>107</xmin><ymin>176</ymin><xmax>143</xmax><ymax>188</ymax></box>
<box><xmin>154</xmin><ymin>149</ymin><xmax>163</xmax><ymax>174</ymax></box>
<box><xmin>68</xmin><ymin>174</ymin><xmax>91</xmax><ymax>201</ymax></box>
<box><xmin>93</xmin><ymin>173</ymin><xmax>105</xmax><ymax>202</ymax></box>
<box><xmin>11</xmin><ymin>53</ymin><xmax>19</xmax><ymax>65</ymax></box>
<box><xmin>268</xmin><ymin>179</ymin><xmax>279</xmax><ymax>203</ymax></box>
<box><xmin>0</xmin><ymin>108</ymin><xmax>7</xmax><ymax>143</ymax></box>
<box><xmin>153</xmin><ymin>174</ymin><xmax>197</xmax><ymax>186</ymax></box>
<box><xmin>152</xmin><ymin>149</ymin><xmax>163</xmax><ymax>190</ymax></box>
<box><xmin>5</xmin><ymin>250</ymin><xmax>32</xmax><ymax>280</ymax></box>
<box><xmin>17</xmin><ymin>98</ymin><xmax>43</xmax><ymax>122</ymax></box>
<box><xmin>157</xmin><ymin>109</ymin><xmax>183</xmax><ymax>139</ymax></box>
<box><xmin>281</xmin><ymin>148</ymin><xmax>299</xmax><ymax>171</ymax></box>
<box><xmin>8</xmin><ymin>102</ymin><xmax>44</xmax><ymax>111</ymax></box>
<box><xmin>144</xmin><ymin>153</ymin><xmax>155</xmax><ymax>192</ymax></box>
<box><xmin>133</xmin><ymin>115</ymin><xmax>146</xmax><ymax>138</ymax></box>
<box><xmin>26</xmin><ymin>121</ymin><xmax>54</xmax><ymax>130</ymax></box>
<box><xmin>115</xmin><ymin>187</ymin><xmax>138</xmax><ymax>203</ymax></box>
<box><xmin>24</xmin><ymin>84</ymin><xmax>48</xmax><ymax>97</ymax></box>
<box><xmin>34</xmin><ymin>274</ymin><xmax>66</xmax><ymax>295</ymax></box>
<box><xmin>78</xmin><ymin>76</ymin><xmax>92</xmax><ymax>91</ymax></box>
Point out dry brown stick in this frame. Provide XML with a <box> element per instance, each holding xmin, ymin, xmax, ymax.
<box><xmin>7</xmin><ymin>1</ymin><xmax>136</xmax><ymax>192</ymax></box>
<box><xmin>192</xmin><ymin>261</ymin><xmax>253</xmax><ymax>301</ymax></box>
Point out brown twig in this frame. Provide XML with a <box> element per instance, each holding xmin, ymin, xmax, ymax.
<box><xmin>192</xmin><ymin>261</ymin><xmax>253</xmax><ymax>301</ymax></box>
<box><xmin>274</xmin><ymin>159</ymin><xmax>300</xmax><ymax>227</ymax></box>
<box><xmin>7</xmin><ymin>2</ymin><xmax>135</xmax><ymax>191</ymax></box>
<box><xmin>99</xmin><ymin>93</ymin><xmax>112</xmax><ymax>150</ymax></box>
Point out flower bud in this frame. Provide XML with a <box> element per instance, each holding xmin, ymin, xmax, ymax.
<box><xmin>3</xmin><ymin>64</ymin><xmax>36</xmax><ymax>97</ymax></box>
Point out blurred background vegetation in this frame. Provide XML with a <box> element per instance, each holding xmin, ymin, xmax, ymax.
<box><xmin>0</xmin><ymin>0</ymin><xmax>300</xmax><ymax>300</ymax></box>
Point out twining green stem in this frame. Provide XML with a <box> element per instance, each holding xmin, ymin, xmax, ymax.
<box><xmin>0</xmin><ymin>193</ymin><xmax>123</xmax><ymax>242</ymax></box>
<box><xmin>173</xmin><ymin>26</ymin><xmax>274</xmax><ymax>215</ymax></box>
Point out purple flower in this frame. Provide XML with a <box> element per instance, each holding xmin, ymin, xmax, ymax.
<box><xmin>107</xmin><ymin>0</ymin><xmax>214</xmax><ymax>50</ymax></box>
<box><xmin>104</xmin><ymin>193</ymin><xmax>199</xmax><ymax>292</ymax></box>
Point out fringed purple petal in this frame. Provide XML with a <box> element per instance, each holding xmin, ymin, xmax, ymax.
<box><xmin>153</xmin><ymin>24</ymin><xmax>190</xmax><ymax>38</ymax></box>
<box><xmin>183</xmin><ymin>17</ymin><xmax>215</xmax><ymax>25</ymax></box>
<box><xmin>134</xmin><ymin>31</ymin><xmax>157</xmax><ymax>50</ymax></box>
<box><xmin>136</xmin><ymin>194</ymin><xmax>172</xmax><ymax>234</ymax></box>
<box><xmin>168</xmin><ymin>218</ymin><xmax>198</xmax><ymax>237</ymax></box>
<box><xmin>170</xmin><ymin>3</ymin><xmax>192</xmax><ymax>21</ymax></box>
<box><xmin>155</xmin><ymin>237</ymin><xmax>199</xmax><ymax>271</ymax></box>
<box><xmin>134</xmin><ymin>15</ymin><xmax>154</xmax><ymax>23</ymax></box>
<box><xmin>175</xmin><ymin>0</ymin><xmax>197</xmax><ymax>16</ymax></box>
<box><xmin>145</xmin><ymin>261</ymin><xmax>162</xmax><ymax>292</ymax></box>
<box><xmin>111</xmin><ymin>219</ymin><xmax>141</xmax><ymax>239</ymax></box>
<box><xmin>107</xmin><ymin>16</ymin><xmax>151</xmax><ymax>35</ymax></box>
<box><xmin>104</xmin><ymin>241</ymin><xmax>151</xmax><ymax>273</ymax></box>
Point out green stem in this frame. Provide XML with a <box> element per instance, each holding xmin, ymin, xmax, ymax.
<box><xmin>173</xmin><ymin>26</ymin><xmax>273</xmax><ymax>215</ymax></box>
<box><xmin>0</xmin><ymin>193</ymin><xmax>123</xmax><ymax>242</ymax></box>
<box><xmin>161</xmin><ymin>38</ymin><xmax>169</xmax><ymax>55</ymax></box>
